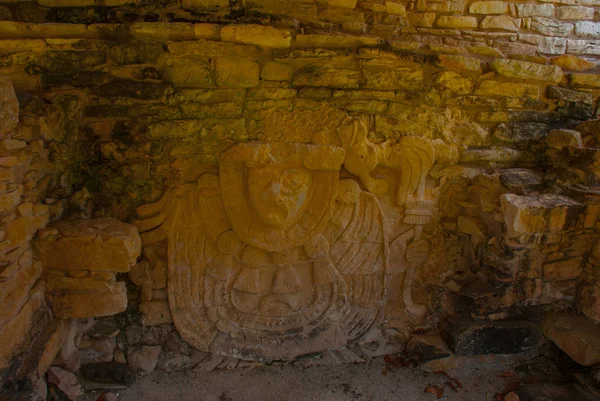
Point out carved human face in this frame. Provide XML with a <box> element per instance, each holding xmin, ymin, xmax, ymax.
<box><xmin>247</xmin><ymin>165</ymin><xmax>313</xmax><ymax>229</ymax></box>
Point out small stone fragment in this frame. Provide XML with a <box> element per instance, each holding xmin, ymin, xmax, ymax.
<box><xmin>128</xmin><ymin>346</ymin><xmax>161</xmax><ymax>374</ymax></box>
<box><xmin>47</xmin><ymin>366</ymin><xmax>83</xmax><ymax>401</ymax></box>
<box><xmin>405</xmin><ymin>334</ymin><xmax>452</xmax><ymax>363</ymax></box>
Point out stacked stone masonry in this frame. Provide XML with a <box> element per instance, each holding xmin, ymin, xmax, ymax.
<box><xmin>0</xmin><ymin>0</ymin><xmax>599</xmax><ymax>399</ymax></box>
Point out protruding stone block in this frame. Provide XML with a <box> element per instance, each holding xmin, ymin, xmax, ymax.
<box><xmin>39</xmin><ymin>218</ymin><xmax>141</xmax><ymax>273</ymax></box>
<box><xmin>48</xmin><ymin>282</ymin><xmax>128</xmax><ymax>319</ymax></box>
<box><xmin>220</xmin><ymin>24</ymin><xmax>291</xmax><ymax>48</ymax></box>
<box><xmin>406</xmin><ymin>334</ymin><xmax>452</xmax><ymax>363</ymax></box>
<box><xmin>501</xmin><ymin>194</ymin><xmax>582</xmax><ymax>236</ymax></box>
<box><xmin>491</xmin><ymin>59</ymin><xmax>563</xmax><ymax>83</ymax></box>
<box><xmin>544</xmin><ymin>313</ymin><xmax>600</xmax><ymax>366</ymax></box>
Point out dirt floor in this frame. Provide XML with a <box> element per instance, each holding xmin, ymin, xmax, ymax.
<box><xmin>101</xmin><ymin>354</ymin><xmax>537</xmax><ymax>401</ymax></box>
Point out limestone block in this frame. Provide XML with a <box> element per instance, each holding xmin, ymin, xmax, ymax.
<box><xmin>48</xmin><ymin>281</ymin><xmax>127</xmax><ymax>319</ymax></box>
<box><xmin>433</xmin><ymin>71</ymin><xmax>474</xmax><ymax>94</ymax></box>
<box><xmin>405</xmin><ymin>335</ymin><xmax>452</xmax><ymax>363</ymax></box>
<box><xmin>167</xmin><ymin>40</ymin><xmax>260</xmax><ymax>58</ymax></box>
<box><xmin>194</xmin><ymin>23</ymin><xmax>220</xmax><ymax>40</ymax></box>
<box><xmin>516</xmin><ymin>4</ymin><xmax>555</xmax><ymax>17</ymax></box>
<box><xmin>551</xmin><ymin>54</ymin><xmax>596</xmax><ymax>71</ymax></box>
<box><xmin>575</xmin><ymin>21</ymin><xmax>600</xmax><ymax>38</ymax></box>
<box><xmin>567</xmin><ymin>39</ymin><xmax>600</xmax><ymax>56</ymax></box>
<box><xmin>47</xmin><ymin>366</ymin><xmax>82</xmax><ymax>401</ymax></box>
<box><xmin>494</xmin><ymin>122</ymin><xmax>551</xmax><ymax>143</ymax></box>
<box><xmin>475</xmin><ymin>80</ymin><xmax>539</xmax><ymax>98</ymax></box>
<box><xmin>293</xmin><ymin>64</ymin><xmax>363</xmax><ymax>88</ymax></box>
<box><xmin>215</xmin><ymin>57</ymin><xmax>259</xmax><ymax>88</ymax></box>
<box><xmin>261</xmin><ymin>61</ymin><xmax>293</xmax><ymax>81</ymax></box>
<box><xmin>164</xmin><ymin>58</ymin><xmax>214</xmax><ymax>88</ymax></box>
<box><xmin>409</xmin><ymin>12</ymin><xmax>435</xmax><ymax>28</ymax></box>
<box><xmin>480</xmin><ymin>15</ymin><xmax>521</xmax><ymax>32</ymax></box>
<box><xmin>129</xmin><ymin>23</ymin><xmax>195</xmax><ymax>41</ymax></box>
<box><xmin>546</xmin><ymin>129</ymin><xmax>583</xmax><ymax>149</ymax></box>
<box><xmin>39</xmin><ymin>218</ymin><xmax>141</xmax><ymax>272</ymax></box>
<box><xmin>539</xmin><ymin>37</ymin><xmax>567</xmax><ymax>55</ymax></box>
<box><xmin>570</xmin><ymin>73</ymin><xmax>600</xmax><ymax>88</ymax></box>
<box><xmin>556</xmin><ymin>6</ymin><xmax>595</xmax><ymax>20</ymax></box>
<box><xmin>0</xmin><ymin>77</ymin><xmax>18</xmax><ymax>139</ymax></box>
<box><xmin>437</xmin><ymin>55</ymin><xmax>482</xmax><ymax>74</ymax></box>
<box><xmin>363</xmin><ymin>65</ymin><xmax>423</xmax><ymax>90</ymax></box>
<box><xmin>531</xmin><ymin>17</ymin><xmax>573</xmax><ymax>37</ymax></box>
<box><xmin>220</xmin><ymin>24</ymin><xmax>291</xmax><ymax>48</ymax></box>
<box><xmin>385</xmin><ymin>1</ymin><xmax>405</xmax><ymax>15</ymax></box>
<box><xmin>325</xmin><ymin>0</ymin><xmax>357</xmax><ymax>9</ymax></box>
<box><xmin>140</xmin><ymin>301</ymin><xmax>172</xmax><ymax>326</ymax></box>
<box><xmin>501</xmin><ymin>194</ymin><xmax>582</xmax><ymax>236</ymax></box>
<box><xmin>294</xmin><ymin>34</ymin><xmax>384</xmax><ymax>49</ymax></box>
<box><xmin>182</xmin><ymin>0</ymin><xmax>229</xmax><ymax>10</ymax></box>
<box><xmin>469</xmin><ymin>1</ymin><xmax>508</xmax><ymax>14</ymax></box>
<box><xmin>544</xmin><ymin>313</ymin><xmax>600</xmax><ymax>366</ymax></box>
<box><xmin>578</xmin><ymin>282</ymin><xmax>600</xmax><ymax>325</ymax></box>
<box><xmin>543</xmin><ymin>257</ymin><xmax>584</xmax><ymax>281</ymax></box>
<box><xmin>436</xmin><ymin>16</ymin><xmax>478</xmax><ymax>29</ymax></box>
<box><xmin>491</xmin><ymin>59</ymin><xmax>563</xmax><ymax>83</ymax></box>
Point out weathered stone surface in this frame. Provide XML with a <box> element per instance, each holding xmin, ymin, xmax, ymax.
<box><xmin>551</xmin><ymin>54</ymin><xmax>596</xmax><ymax>71</ymax></box>
<box><xmin>405</xmin><ymin>334</ymin><xmax>452</xmax><ymax>363</ymax></box>
<box><xmin>215</xmin><ymin>58</ymin><xmax>260</xmax><ymax>88</ymax></box>
<box><xmin>546</xmin><ymin>129</ymin><xmax>583</xmax><ymax>149</ymax></box>
<box><xmin>79</xmin><ymin>361</ymin><xmax>133</xmax><ymax>385</ymax></box>
<box><xmin>0</xmin><ymin>77</ymin><xmax>18</xmax><ymax>139</ymax></box>
<box><xmin>547</xmin><ymin>86</ymin><xmax>594</xmax><ymax>104</ymax></box>
<box><xmin>443</xmin><ymin>317</ymin><xmax>541</xmax><ymax>355</ymax></box>
<box><xmin>500</xmin><ymin>169</ymin><xmax>543</xmax><ymax>192</ymax></box>
<box><xmin>437</xmin><ymin>55</ymin><xmax>482</xmax><ymax>74</ymax></box>
<box><xmin>480</xmin><ymin>15</ymin><xmax>521</xmax><ymax>31</ymax></box>
<box><xmin>293</xmin><ymin>64</ymin><xmax>363</xmax><ymax>88</ymax></box>
<box><xmin>491</xmin><ymin>59</ymin><xmax>563</xmax><ymax>83</ymax></box>
<box><xmin>575</xmin><ymin>21</ymin><xmax>600</xmax><ymax>39</ymax></box>
<box><xmin>570</xmin><ymin>73</ymin><xmax>600</xmax><ymax>88</ymax></box>
<box><xmin>261</xmin><ymin>61</ymin><xmax>292</xmax><ymax>81</ymax></box>
<box><xmin>39</xmin><ymin>218</ymin><xmax>141</xmax><ymax>272</ymax></box>
<box><xmin>47</xmin><ymin>282</ymin><xmax>127</xmax><ymax>319</ymax></box>
<box><xmin>475</xmin><ymin>80</ymin><xmax>540</xmax><ymax>98</ymax></box>
<box><xmin>544</xmin><ymin>313</ymin><xmax>600</xmax><ymax>366</ymax></box>
<box><xmin>48</xmin><ymin>366</ymin><xmax>82</xmax><ymax>401</ymax></box>
<box><xmin>436</xmin><ymin>16</ymin><xmax>477</xmax><ymax>29</ymax></box>
<box><xmin>531</xmin><ymin>17</ymin><xmax>573</xmax><ymax>37</ymax></box>
<box><xmin>501</xmin><ymin>194</ymin><xmax>582</xmax><ymax>236</ymax></box>
<box><xmin>557</xmin><ymin>6</ymin><xmax>595</xmax><ymax>21</ymax></box>
<box><xmin>516</xmin><ymin>4</ymin><xmax>555</xmax><ymax>18</ymax></box>
<box><xmin>544</xmin><ymin>257</ymin><xmax>583</xmax><ymax>281</ymax></box>
<box><xmin>469</xmin><ymin>1</ymin><xmax>508</xmax><ymax>15</ymax></box>
<box><xmin>514</xmin><ymin>383</ymin><xmax>597</xmax><ymax>401</ymax></box>
<box><xmin>164</xmin><ymin>58</ymin><xmax>214</xmax><ymax>88</ymax></box>
<box><xmin>494</xmin><ymin>122</ymin><xmax>550</xmax><ymax>143</ymax></box>
<box><xmin>129</xmin><ymin>346</ymin><xmax>161</xmax><ymax>374</ymax></box>
<box><xmin>578</xmin><ymin>282</ymin><xmax>600</xmax><ymax>325</ymax></box>
<box><xmin>220</xmin><ymin>24</ymin><xmax>292</xmax><ymax>48</ymax></box>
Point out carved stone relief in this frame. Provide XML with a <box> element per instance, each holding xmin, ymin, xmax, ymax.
<box><xmin>135</xmin><ymin>117</ymin><xmax>435</xmax><ymax>361</ymax></box>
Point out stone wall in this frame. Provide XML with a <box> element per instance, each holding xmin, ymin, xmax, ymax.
<box><xmin>1</xmin><ymin>0</ymin><xmax>600</xmax><ymax>398</ymax></box>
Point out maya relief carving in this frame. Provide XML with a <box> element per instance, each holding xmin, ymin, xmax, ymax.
<box><xmin>135</xmin><ymin>118</ymin><xmax>435</xmax><ymax>361</ymax></box>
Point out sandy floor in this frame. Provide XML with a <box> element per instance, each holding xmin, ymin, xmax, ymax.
<box><xmin>106</xmin><ymin>354</ymin><xmax>528</xmax><ymax>401</ymax></box>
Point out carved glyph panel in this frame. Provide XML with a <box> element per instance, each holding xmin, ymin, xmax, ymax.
<box><xmin>135</xmin><ymin>118</ymin><xmax>435</xmax><ymax>361</ymax></box>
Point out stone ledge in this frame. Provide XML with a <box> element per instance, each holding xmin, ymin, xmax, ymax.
<box><xmin>39</xmin><ymin>218</ymin><xmax>141</xmax><ymax>273</ymax></box>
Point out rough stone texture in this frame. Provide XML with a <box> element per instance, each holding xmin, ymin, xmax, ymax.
<box><xmin>0</xmin><ymin>78</ymin><xmax>18</xmax><ymax>139</ymax></box>
<box><xmin>405</xmin><ymin>334</ymin><xmax>452</xmax><ymax>363</ymax></box>
<box><xmin>39</xmin><ymin>218</ymin><xmax>141</xmax><ymax>273</ymax></box>
<box><xmin>443</xmin><ymin>318</ymin><xmax>541</xmax><ymax>356</ymax></box>
<box><xmin>544</xmin><ymin>313</ymin><xmax>600</xmax><ymax>366</ymax></box>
